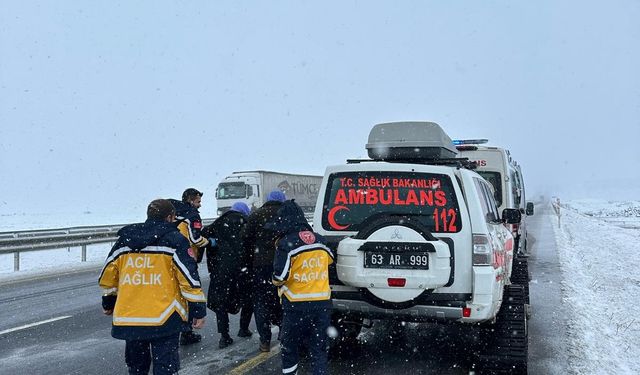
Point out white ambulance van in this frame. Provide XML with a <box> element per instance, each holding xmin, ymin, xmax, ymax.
<box><xmin>456</xmin><ymin>141</ymin><xmax>534</xmax><ymax>257</ymax></box>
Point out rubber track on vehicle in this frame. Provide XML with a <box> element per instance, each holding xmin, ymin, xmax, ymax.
<box><xmin>510</xmin><ymin>258</ymin><xmax>530</xmax><ymax>305</ymax></box>
<box><xmin>475</xmin><ymin>284</ymin><xmax>528</xmax><ymax>374</ymax></box>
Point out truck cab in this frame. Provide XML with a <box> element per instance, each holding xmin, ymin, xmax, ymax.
<box><xmin>215</xmin><ymin>172</ymin><xmax>261</xmax><ymax>215</ymax></box>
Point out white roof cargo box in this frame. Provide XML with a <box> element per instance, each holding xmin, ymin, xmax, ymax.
<box><xmin>366</xmin><ymin>121</ymin><xmax>458</xmax><ymax>160</ymax></box>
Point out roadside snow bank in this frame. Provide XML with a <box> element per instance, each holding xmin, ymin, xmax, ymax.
<box><xmin>562</xmin><ymin>199</ymin><xmax>640</xmax><ymax>218</ymax></box>
<box><xmin>553</xmin><ymin>201</ymin><xmax>640</xmax><ymax>374</ymax></box>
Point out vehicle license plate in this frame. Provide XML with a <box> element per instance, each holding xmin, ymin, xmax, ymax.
<box><xmin>364</xmin><ymin>252</ymin><xmax>429</xmax><ymax>270</ymax></box>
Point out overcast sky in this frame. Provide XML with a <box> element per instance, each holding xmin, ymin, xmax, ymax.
<box><xmin>1</xmin><ymin>1</ymin><xmax>639</xmax><ymax>220</ymax></box>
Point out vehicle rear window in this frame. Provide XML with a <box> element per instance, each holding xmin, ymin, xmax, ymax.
<box><xmin>321</xmin><ymin>171</ymin><xmax>461</xmax><ymax>233</ymax></box>
<box><xmin>476</xmin><ymin>171</ymin><xmax>502</xmax><ymax>206</ymax></box>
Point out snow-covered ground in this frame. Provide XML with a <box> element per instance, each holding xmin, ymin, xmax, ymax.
<box><xmin>0</xmin><ymin>210</ymin><xmax>146</xmax><ymax>232</ymax></box>
<box><xmin>1</xmin><ymin>199</ymin><xmax>639</xmax><ymax>373</ymax></box>
<box><xmin>552</xmin><ymin>199</ymin><xmax>640</xmax><ymax>374</ymax></box>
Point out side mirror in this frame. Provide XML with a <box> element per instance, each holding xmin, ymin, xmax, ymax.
<box><xmin>526</xmin><ymin>202</ymin><xmax>534</xmax><ymax>216</ymax></box>
<box><xmin>502</xmin><ymin>208</ymin><xmax>522</xmax><ymax>224</ymax></box>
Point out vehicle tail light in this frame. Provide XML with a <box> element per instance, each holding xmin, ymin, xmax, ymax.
<box><xmin>388</xmin><ymin>278</ymin><xmax>406</xmax><ymax>287</ymax></box>
<box><xmin>462</xmin><ymin>307</ymin><xmax>471</xmax><ymax>318</ymax></box>
<box><xmin>472</xmin><ymin>234</ymin><xmax>493</xmax><ymax>265</ymax></box>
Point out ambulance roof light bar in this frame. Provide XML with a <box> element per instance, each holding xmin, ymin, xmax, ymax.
<box><xmin>452</xmin><ymin>139</ymin><xmax>489</xmax><ymax>146</ymax></box>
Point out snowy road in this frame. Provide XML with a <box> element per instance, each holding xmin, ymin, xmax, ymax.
<box><xmin>0</xmin><ymin>265</ymin><xmax>264</xmax><ymax>374</ymax></box>
<box><xmin>0</xmin><ymin>206</ymin><xmax>567</xmax><ymax>374</ymax></box>
<box><xmin>527</xmin><ymin>205</ymin><xmax>569</xmax><ymax>374</ymax></box>
<box><xmin>239</xmin><ymin>204</ymin><xmax>567</xmax><ymax>374</ymax></box>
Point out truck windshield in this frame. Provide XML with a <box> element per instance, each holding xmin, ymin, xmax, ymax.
<box><xmin>217</xmin><ymin>182</ymin><xmax>246</xmax><ymax>199</ymax></box>
<box><xmin>321</xmin><ymin>171</ymin><xmax>461</xmax><ymax>233</ymax></box>
<box><xmin>476</xmin><ymin>171</ymin><xmax>502</xmax><ymax>206</ymax></box>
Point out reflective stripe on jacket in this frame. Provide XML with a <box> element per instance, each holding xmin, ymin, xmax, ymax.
<box><xmin>99</xmin><ymin>220</ymin><xmax>206</xmax><ymax>340</ymax></box>
<box><xmin>170</xmin><ymin>199</ymin><xmax>210</xmax><ymax>259</ymax></box>
<box><xmin>272</xmin><ymin>231</ymin><xmax>333</xmax><ymax>305</ymax></box>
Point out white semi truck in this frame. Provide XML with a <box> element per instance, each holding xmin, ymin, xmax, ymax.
<box><xmin>215</xmin><ymin>170</ymin><xmax>323</xmax><ymax>216</ymax></box>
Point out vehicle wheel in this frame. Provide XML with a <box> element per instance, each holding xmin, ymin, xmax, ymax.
<box><xmin>352</xmin><ymin>214</ymin><xmax>451</xmax><ymax>309</ymax></box>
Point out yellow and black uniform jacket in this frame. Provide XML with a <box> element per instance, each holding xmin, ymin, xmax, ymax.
<box><xmin>99</xmin><ymin>219</ymin><xmax>206</xmax><ymax>340</ymax></box>
<box><xmin>272</xmin><ymin>229</ymin><xmax>334</xmax><ymax>310</ymax></box>
<box><xmin>169</xmin><ymin>199</ymin><xmax>211</xmax><ymax>261</ymax></box>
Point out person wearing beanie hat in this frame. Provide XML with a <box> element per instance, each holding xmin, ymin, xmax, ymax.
<box><xmin>269</xmin><ymin>199</ymin><xmax>333</xmax><ymax>375</ymax></box>
<box><xmin>202</xmin><ymin>201</ymin><xmax>254</xmax><ymax>349</ymax></box>
<box><xmin>99</xmin><ymin>198</ymin><xmax>206</xmax><ymax>374</ymax></box>
<box><xmin>266</xmin><ymin>190</ymin><xmax>286</xmax><ymax>203</ymax></box>
<box><xmin>231</xmin><ymin>201</ymin><xmax>251</xmax><ymax>217</ymax></box>
<box><xmin>241</xmin><ymin>191</ymin><xmax>286</xmax><ymax>352</ymax></box>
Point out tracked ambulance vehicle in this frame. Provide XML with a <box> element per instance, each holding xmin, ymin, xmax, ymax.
<box><xmin>455</xmin><ymin>140</ymin><xmax>534</xmax><ymax>257</ymax></box>
<box><xmin>313</xmin><ymin>122</ymin><xmax>528</xmax><ymax>373</ymax></box>
<box><xmin>455</xmin><ymin>140</ymin><xmax>534</xmax><ymax>308</ymax></box>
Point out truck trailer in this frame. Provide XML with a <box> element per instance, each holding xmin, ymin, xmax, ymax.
<box><xmin>215</xmin><ymin>170</ymin><xmax>323</xmax><ymax>215</ymax></box>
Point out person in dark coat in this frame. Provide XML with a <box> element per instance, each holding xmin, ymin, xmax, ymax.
<box><xmin>202</xmin><ymin>201</ymin><xmax>254</xmax><ymax>349</ymax></box>
<box><xmin>169</xmin><ymin>188</ymin><xmax>215</xmax><ymax>346</ymax></box>
<box><xmin>241</xmin><ymin>190</ymin><xmax>286</xmax><ymax>352</ymax></box>
<box><xmin>267</xmin><ymin>199</ymin><xmax>333</xmax><ymax>375</ymax></box>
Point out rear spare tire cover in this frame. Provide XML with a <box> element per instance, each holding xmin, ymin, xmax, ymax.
<box><xmin>356</xmin><ymin>215</ymin><xmax>437</xmax><ymax>307</ymax></box>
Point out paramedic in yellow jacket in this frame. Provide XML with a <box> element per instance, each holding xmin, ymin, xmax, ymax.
<box><xmin>99</xmin><ymin>199</ymin><xmax>206</xmax><ymax>375</ymax></box>
<box><xmin>169</xmin><ymin>188</ymin><xmax>213</xmax><ymax>262</ymax></box>
<box><xmin>169</xmin><ymin>188</ymin><xmax>214</xmax><ymax>345</ymax></box>
<box><xmin>268</xmin><ymin>200</ymin><xmax>334</xmax><ymax>375</ymax></box>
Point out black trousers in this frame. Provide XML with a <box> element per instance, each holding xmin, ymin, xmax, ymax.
<box><xmin>216</xmin><ymin>304</ymin><xmax>253</xmax><ymax>334</ymax></box>
<box><xmin>252</xmin><ymin>266</ymin><xmax>282</xmax><ymax>344</ymax></box>
<box><xmin>280</xmin><ymin>308</ymin><xmax>330</xmax><ymax>375</ymax></box>
<box><xmin>125</xmin><ymin>333</ymin><xmax>180</xmax><ymax>375</ymax></box>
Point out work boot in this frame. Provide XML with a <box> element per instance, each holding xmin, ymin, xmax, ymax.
<box><xmin>238</xmin><ymin>328</ymin><xmax>253</xmax><ymax>338</ymax></box>
<box><xmin>219</xmin><ymin>333</ymin><xmax>234</xmax><ymax>349</ymax></box>
<box><xmin>180</xmin><ymin>331</ymin><xmax>202</xmax><ymax>346</ymax></box>
<box><xmin>259</xmin><ymin>341</ymin><xmax>271</xmax><ymax>352</ymax></box>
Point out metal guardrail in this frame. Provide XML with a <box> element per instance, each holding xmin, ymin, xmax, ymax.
<box><xmin>596</xmin><ymin>217</ymin><xmax>640</xmax><ymax>229</ymax></box>
<box><xmin>0</xmin><ymin>226</ymin><xmax>124</xmax><ymax>251</ymax></box>
<box><xmin>0</xmin><ymin>218</ymin><xmax>216</xmax><ymax>272</ymax></box>
<box><xmin>555</xmin><ymin>200</ymin><xmax>640</xmax><ymax>230</ymax></box>
<box><xmin>0</xmin><ymin>224</ymin><xmax>127</xmax><ymax>272</ymax></box>
<box><xmin>0</xmin><ymin>214</ymin><xmax>314</xmax><ymax>272</ymax></box>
